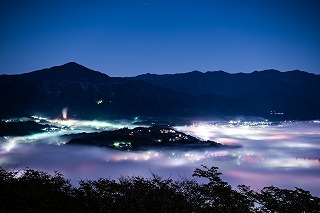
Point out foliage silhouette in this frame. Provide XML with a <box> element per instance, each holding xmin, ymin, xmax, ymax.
<box><xmin>0</xmin><ymin>166</ymin><xmax>319</xmax><ymax>213</ymax></box>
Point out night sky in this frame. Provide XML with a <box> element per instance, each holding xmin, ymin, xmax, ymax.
<box><xmin>1</xmin><ymin>0</ymin><xmax>320</xmax><ymax>76</ymax></box>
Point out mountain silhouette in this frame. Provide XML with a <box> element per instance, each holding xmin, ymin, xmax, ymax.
<box><xmin>132</xmin><ymin>70</ymin><xmax>320</xmax><ymax>120</ymax></box>
<box><xmin>20</xmin><ymin>62</ymin><xmax>112</xmax><ymax>83</ymax></box>
<box><xmin>0</xmin><ymin>63</ymin><xmax>188</xmax><ymax>119</ymax></box>
<box><xmin>0</xmin><ymin>63</ymin><xmax>319</xmax><ymax>120</ymax></box>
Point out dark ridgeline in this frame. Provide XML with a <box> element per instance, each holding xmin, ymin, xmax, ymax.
<box><xmin>132</xmin><ymin>69</ymin><xmax>320</xmax><ymax>120</ymax></box>
<box><xmin>0</xmin><ymin>62</ymin><xmax>319</xmax><ymax>120</ymax></box>
<box><xmin>19</xmin><ymin>62</ymin><xmax>113</xmax><ymax>83</ymax></box>
<box><xmin>0</xmin><ymin>62</ymin><xmax>187</xmax><ymax>119</ymax></box>
<box><xmin>0</xmin><ymin>121</ymin><xmax>49</xmax><ymax>137</ymax></box>
<box><xmin>66</xmin><ymin>125</ymin><xmax>227</xmax><ymax>151</ymax></box>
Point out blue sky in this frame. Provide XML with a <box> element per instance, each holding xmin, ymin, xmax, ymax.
<box><xmin>1</xmin><ymin>0</ymin><xmax>320</xmax><ymax>76</ymax></box>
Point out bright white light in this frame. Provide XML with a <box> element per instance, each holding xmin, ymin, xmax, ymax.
<box><xmin>266</xmin><ymin>158</ymin><xmax>319</xmax><ymax>168</ymax></box>
<box><xmin>3</xmin><ymin>140</ymin><xmax>17</xmax><ymax>152</ymax></box>
<box><xmin>62</xmin><ymin>107</ymin><xmax>68</xmax><ymax>119</ymax></box>
<box><xmin>46</xmin><ymin>119</ymin><xmax>123</xmax><ymax>130</ymax></box>
<box><xmin>96</xmin><ymin>100</ymin><xmax>104</xmax><ymax>105</ymax></box>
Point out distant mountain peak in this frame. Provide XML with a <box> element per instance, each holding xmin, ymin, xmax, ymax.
<box><xmin>59</xmin><ymin>62</ymin><xmax>87</xmax><ymax>69</ymax></box>
<box><xmin>21</xmin><ymin>62</ymin><xmax>111</xmax><ymax>83</ymax></box>
<box><xmin>51</xmin><ymin>62</ymin><xmax>92</xmax><ymax>72</ymax></box>
<box><xmin>187</xmin><ymin>70</ymin><xmax>203</xmax><ymax>75</ymax></box>
<box><xmin>253</xmin><ymin>69</ymin><xmax>280</xmax><ymax>73</ymax></box>
<box><xmin>64</xmin><ymin>61</ymin><xmax>80</xmax><ymax>66</ymax></box>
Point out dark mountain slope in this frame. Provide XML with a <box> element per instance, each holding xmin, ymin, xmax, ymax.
<box><xmin>0</xmin><ymin>63</ymin><xmax>257</xmax><ymax>119</ymax></box>
<box><xmin>132</xmin><ymin>70</ymin><xmax>320</xmax><ymax>119</ymax></box>
<box><xmin>20</xmin><ymin>62</ymin><xmax>113</xmax><ymax>83</ymax></box>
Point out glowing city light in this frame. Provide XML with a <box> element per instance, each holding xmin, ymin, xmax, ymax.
<box><xmin>96</xmin><ymin>100</ymin><xmax>104</xmax><ymax>105</ymax></box>
<box><xmin>62</xmin><ymin>107</ymin><xmax>68</xmax><ymax>119</ymax></box>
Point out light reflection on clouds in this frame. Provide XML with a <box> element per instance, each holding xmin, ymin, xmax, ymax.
<box><xmin>266</xmin><ymin>158</ymin><xmax>319</xmax><ymax>168</ymax></box>
<box><xmin>0</xmin><ymin>119</ymin><xmax>319</xmax><ymax>196</ymax></box>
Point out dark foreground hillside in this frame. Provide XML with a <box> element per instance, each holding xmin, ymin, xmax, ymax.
<box><xmin>1</xmin><ymin>166</ymin><xmax>319</xmax><ymax>213</ymax></box>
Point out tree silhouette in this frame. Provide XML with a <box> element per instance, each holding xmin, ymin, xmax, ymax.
<box><xmin>0</xmin><ymin>166</ymin><xmax>319</xmax><ymax>213</ymax></box>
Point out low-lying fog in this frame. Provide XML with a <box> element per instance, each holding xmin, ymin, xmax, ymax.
<box><xmin>1</xmin><ymin>118</ymin><xmax>319</xmax><ymax>196</ymax></box>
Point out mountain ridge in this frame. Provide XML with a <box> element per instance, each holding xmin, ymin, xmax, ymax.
<box><xmin>18</xmin><ymin>62</ymin><xmax>113</xmax><ymax>83</ymax></box>
<box><xmin>0</xmin><ymin>62</ymin><xmax>319</xmax><ymax>120</ymax></box>
<box><xmin>131</xmin><ymin>68</ymin><xmax>320</xmax><ymax>120</ymax></box>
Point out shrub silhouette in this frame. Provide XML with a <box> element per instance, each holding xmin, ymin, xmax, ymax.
<box><xmin>0</xmin><ymin>166</ymin><xmax>319</xmax><ymax>213</ymax></box>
